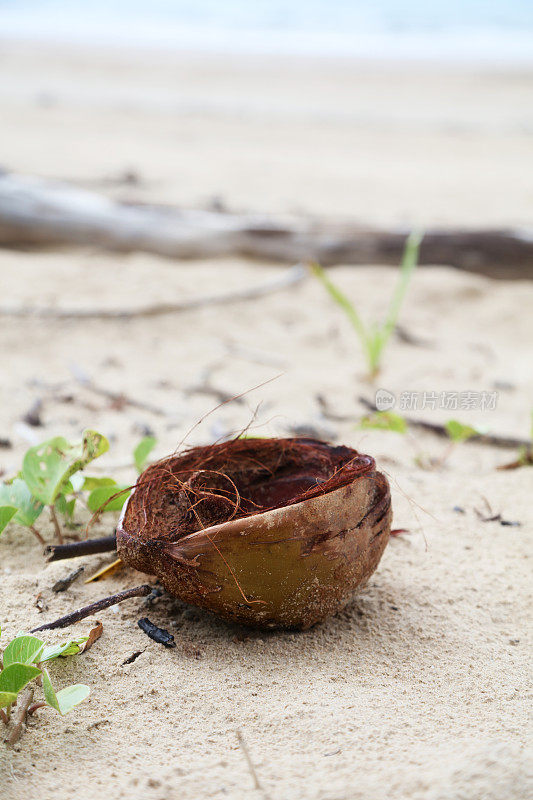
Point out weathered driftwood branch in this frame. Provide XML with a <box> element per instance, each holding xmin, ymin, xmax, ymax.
<box><xmin>0</xmin><ymin>173</ymin><xmax>531</xmax><ymax>279</ymax></box>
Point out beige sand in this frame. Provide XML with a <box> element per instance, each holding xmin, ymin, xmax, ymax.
<box><xmin>0</xmin><ymin>43</ymin><xmax>531</xmax><ymax>799</ymax></box>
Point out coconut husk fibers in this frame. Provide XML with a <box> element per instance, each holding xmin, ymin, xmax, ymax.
<box><xmin>117</xmin><ymin>437</ymin><xmax>391</xmax><ymax>629</ymax></box>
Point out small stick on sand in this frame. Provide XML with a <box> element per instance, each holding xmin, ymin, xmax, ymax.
<box><xmin>70</xmin><ymin>364</ymin><xmax>173</xmax><ymax>417</ymax></box>
<box><xmin>184</xmin><ymin>361</ymin><xmax>245</xmax><ymax>405</ymax></box>
<box><xmin>236</xmin><ymin>729</ymin><xmax>265</xmax><ymax>794</ymax></box>
<box><xmin>45</xmin><ymin>534</ymin><xmax>117</xmax><ymax>562</ymax></box>
<box><xmin>315</xmin><ymin>393</ymin><xmax>352</xmax><ymax>422</ymax></box>
<box><xmin>52</xmin><ymin>565</ymin><xmax>85</xmax><ymax>592</ymax></box>
<box><xmin>31</xmin><ymin>585</ymin><xmax>152</xmax><ymax>632</ymax></box>
<box><xmin>5</xmin><ymin>687</ymin><xmax>34</xmax><ymax>746</ymax></box>
<box><xmin>1</xmin><ymin>265</ymin><xmax>306</xmax><ymax>319</ymax></box>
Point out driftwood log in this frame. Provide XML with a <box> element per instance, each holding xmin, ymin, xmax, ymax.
<box><xmin>0</xmin><ymin>172</ymin><xmax>532</xmax><ymax>279</ymax></box>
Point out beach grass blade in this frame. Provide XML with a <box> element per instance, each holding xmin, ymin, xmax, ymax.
<box><xmin>312</xmin><ymin>230</ymin><xmax>422</xmax><ymax>378</ymax></box>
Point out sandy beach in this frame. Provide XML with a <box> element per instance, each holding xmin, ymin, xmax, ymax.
<box><xmin>0</xmin><ymin>42</ymin><xmax>531</xmax><ymax>799</ymax></box>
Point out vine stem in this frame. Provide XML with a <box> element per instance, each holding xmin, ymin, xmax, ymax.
<box><xmin>29</xmin><ymin>525</ymin><xmax>46</xmax><ymax>545</ymax></box>
<box><xmin>5</xmin><ymin>687</ymin><xmax>34</xmax><ymax>746</ymax></box>
<box><xmin>27</xmin><ymin>702</ymin><xmax>46</xmax><ymax>716</ymax></box>
<box><xmin>49</xmin><ymin>506</ymin><xmax>64</xmax><ymax>544</ymax></box>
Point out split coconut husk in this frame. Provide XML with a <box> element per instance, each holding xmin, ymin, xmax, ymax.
<box><xmin>116</xmin><ymin>437</ymin><xmax>392</xmax><ymax>629</ymax></box>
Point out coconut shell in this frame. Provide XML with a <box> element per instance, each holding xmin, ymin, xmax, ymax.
<box><xmin>116</xmin><ymin>438</ymin><xmax>392</xmax><ymax>629</ymax></box>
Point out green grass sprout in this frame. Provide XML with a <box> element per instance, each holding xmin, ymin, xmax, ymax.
<box><xmin>444</xmin><ymin>419</ymin><xmax>480</xmax><ymax>443</ymax></box>
<box><xmin>497</xmin><ymin>410</ymin><xmax>533</xmax><ymax>470</ymax></box>
<box><xmin>358</xmin><ymin>411</ymin><xmax>407</xmax><ymax>434</ymax></box>
<box><xmin>312</xmin><ymin>230</ymin><xmax>422</xmax><ymax>378</ymax></box>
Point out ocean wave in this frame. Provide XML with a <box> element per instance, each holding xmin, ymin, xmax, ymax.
<box><xmin>1</xmin><ymin>0</ymin><xmax>533</xmax><ymax>64</ymax></box>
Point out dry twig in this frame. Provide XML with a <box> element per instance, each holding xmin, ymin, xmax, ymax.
<box><xmin>46</xmin><ymin>534</ymin><xmax>117</xmax><ymax>562</ymax></box>
<box><xmin>69</xmin><ymin>364</ymin><xmax>178</xmax><ymax>417</ymax></box>
<box><xmin>52</xmin><ymin>565</ymin><xmax>85</xmax><ymax>592</ymax></box>
<box><xmin>0</xmin><ymin>264</ymin><xmax>306</xmax><ymax>319</ymax></box>
<box><xmin>236</xmin><ymin>729</ymin><xmax>265</xmax><ymax>794</ymax></box>
<box><xmin>31</xmin><ymin>585</ymin><xmax>151</xmax><ymax>632</ymax></box>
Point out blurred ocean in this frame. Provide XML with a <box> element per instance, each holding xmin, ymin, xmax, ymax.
<box><xmin>1</xmin><ymin>0</ymin><xmax>533</xmax><ymax>63</ymax></box>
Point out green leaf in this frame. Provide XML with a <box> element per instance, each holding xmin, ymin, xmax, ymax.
<box><xmin>445</xmin><ymin>419</ymin><xmax>479</xmax><ymax>443</ymax></box>
<box><xmin>22</xmin><ymin>430</ymin><xmax>109</xmax><ymax>505</ymax></box>
<box><xmin>0</xmin><ymin>479</ymin><xmax>43</xmax><ymax>528</ymax></box>
<box><xmin>21</xmin><ymin>436</ymin><xmax>71</xmax><ymax>505</ymax></box>
<box><xmin>0</xmin><ymin>505</ymin><xmax>18</xmax><ymax>535</ymax></box>
<box><xmin>55</xmin><ymin>684</ymin><xmax>90</xmax><ymax>714</ymax></box>
<box><xmin>42</xmin><ymin>668</ymin><xmax>90</xmax><ymax>715</ymax></box>
<box><xmin>55</xmin><ymin>494</ymin><xmax>76</xmax><ymax>520</ymax></box>
<box><xmin>87</xmin><ymin>484</ymin><xmax>130</xmax><ymax>513</ymax></box>
<box><xmin>2</xmin><ymin>635</ymin><xmax>45</xmax><ymax>667</ymax></box>
<box><xmin>0</xmin><ymin>691</ymin><xmax>17</xmax><ymax>709</ymax></box>
<box><xmin>133</xmin><ymin>436</ymin><xmax>156</xmax><ymax>473</ymax></box>
<box><xmin>359</xmin><ymin>411</ymin><xmax>407</xmax><ymax>434</ymax></box>
<box><xmin>41</xmin><ymin>667</ymin><xmax>59</xmax><ymax>711</ymax></box>
<box><xmin>82</xmin><ymin>476</ymin><xmax>116</xmax><ymax>491</ymax></box>
<box><xmin>40</xmin><ymin>636</ymin><xmax>88</xmax><ymax>662</ymax></box>
<box><xmin>0</xmin><ymin>663</ymin><xmax>41</xmax><ymax>695</ymax></box>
